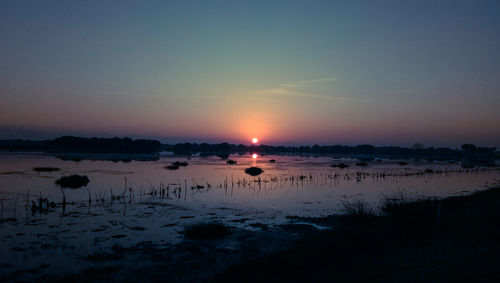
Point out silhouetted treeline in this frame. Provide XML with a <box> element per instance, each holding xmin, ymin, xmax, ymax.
<box><xmin>0</xmin><ymin>139</ymin><xmax>46</xmax><ymax>151</ymax></box>
<box><xmin>47</xmin><ymin>136</ymin><xmax>161</xmax><ymax>154</ymax></box>
<box><xmin>0</xmin><ymin>136</ymin><xmax>161</xmax><ymax>154</ymax></box>
<box><xmin>163</xmin><ymin>143</ymin><xmax>498</xmax><ymax>161</ymax></box>
<box><xmin>0</xmin><ymin>137</ymin><xmax>497</xmax><ymax>161</ymax></box>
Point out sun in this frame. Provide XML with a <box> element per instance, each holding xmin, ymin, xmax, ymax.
<box><xmin>252</xmin><ymin>138</ymin><xmax>258</xmax><ymax>144</ymax></box>
<box><xmin>252</xmin><ymin>153</ymin><xmax>258</xmax><ymax>159</ymax></box>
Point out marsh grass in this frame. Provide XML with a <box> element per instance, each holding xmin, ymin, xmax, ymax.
<box><xmin>379</xmin><ymin>190</ymin><xmax>440</xmax><ymax>239</ymax></box>
<box><xmin>217</xmin><ymin>187</ymin><xmax>500</xmax><ymax>282</ymax></box>
<box><xmin>380</xmin><ymin>190</ymin><xmax>436</xmax><ymax>217</ymax></box>
<box><xmin>339</xmin><ymin>199</ymin><xmax>374</xmax><ymax>217</ymax></box>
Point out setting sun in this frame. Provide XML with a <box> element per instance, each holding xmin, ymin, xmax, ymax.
<box><xmin>0</xmin><ymin>1</ymin><xmax>498</xmax><ymax>281</ymax></box>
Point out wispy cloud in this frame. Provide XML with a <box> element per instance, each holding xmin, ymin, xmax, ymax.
<box><xmin>281</xmin><ymin>77</ymin><xmax>338</xmax><ymax>88</ymax></box>
<box><xmin>252</xmin><ymin>76</ymin><xmax>353</xmax><ymax>101</ymax></box>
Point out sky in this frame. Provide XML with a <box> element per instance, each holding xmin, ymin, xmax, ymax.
<box><xmin>1</xmin><ymin>0</ymin><xmax>499</xmax><ymax>147</ymax></box>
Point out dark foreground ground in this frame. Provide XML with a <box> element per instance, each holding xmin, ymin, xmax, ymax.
<box><xmin>4</xmin><ymin>186</ymin><xmax>500</xmax><ymax>282</ymax></box>
<box><xmin>216</xmin><ymin>186</ymin><xmax>500</xmax><ymax>282</ymax></box>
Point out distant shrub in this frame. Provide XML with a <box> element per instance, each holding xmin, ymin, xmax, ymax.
<box><xmin>33</xmin><ymin>167</ymin><xmax>60</xmax><ymax>172</ymax></box>
<box><xmin>245</xmin><ymin>167</ymin><xmax>263</xmax><ymax>176</ymax></box>
<box><xmin>331</xmin><ymin>163</ymin><xmax>349</xmax><ymax>169</ymax></box>
<box><xmin>165</xmin><ymin>165</ymin><xmax>179</xmax><ymax>170</ymax></box>
<box><xmin>55</xmin><ymin>175</ymin><xmax>89</xmax><ymax>189</ymax></box>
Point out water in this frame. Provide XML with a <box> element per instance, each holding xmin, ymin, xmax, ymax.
<box><xmin>0</xmin><ymin>152</ymin><xmax>499</xmax><ymax>277</ymax></box>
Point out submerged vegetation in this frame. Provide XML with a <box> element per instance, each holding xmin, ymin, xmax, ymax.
<box><xmin>331</xmin><ymin>163</ymin><xmax>349</xmax><ymax>169</ymax></box>
<box><xmin>172</xmin><ymin>161</ymin><xmax>188</xmax><ymax>167</ymax></box>
<box><xmin>245</xmin><ymin>167</ymin><xmax>264</xmax><ymax>176</ymax></box>
<box><xmin>0</xmin><ymin>151</ymin><xmax>498</xmax><ymax>281</ymax></box>
<box><xmin>165</xmin><ymin>161</ymin><xmax>188</xmax><ymax>170</ymax></box>
<box><xmin>0</xmin><ymin>155</ymin><xmax>499</xmax><ymax>282</ymax></box>
<box><xmin>33</xmin><ymin>167</ymin><xmax>60</xmax><ymax>172</ymax></box>
<box><xmin>55</xmin><ymin>175</ymin><xmax>90</xmax><ymax>189</ymax></box>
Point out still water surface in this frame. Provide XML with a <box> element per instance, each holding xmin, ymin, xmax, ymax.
<box><xmin>0</xmin><ymin>152</ymin><xmax>499</xmax><ymax>276</ymax></box>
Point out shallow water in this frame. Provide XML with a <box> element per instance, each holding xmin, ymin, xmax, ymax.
<box><xmin>0</xmin><ymin>152</ymin><xmax>499</xmax><ymax>277</ymax></box>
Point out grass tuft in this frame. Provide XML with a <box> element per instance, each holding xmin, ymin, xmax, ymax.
<box><xmin>245</xmin><ymin>167</ymin><xmax>263</xmax><ymax>176</ymax></box>
<box><xmin>55</xmin><ymin>175</ymin><xmax>90</xmax><ymax>189</ymax></box>
<box><xmin>339</xmin><ymin>199</ymin><xmax>374</xmax><ymax>217</ymax></box>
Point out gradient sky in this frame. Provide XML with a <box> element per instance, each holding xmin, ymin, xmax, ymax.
<box><xmin>1</xmin><ymin>0</ymin><xmax>499</xmax><ymax>147</ymax></box>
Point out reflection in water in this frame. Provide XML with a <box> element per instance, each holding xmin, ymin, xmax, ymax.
<box><xmin>0</xmin><ymin>152</ymin><xmax>498</xmax><ymax>232</ymax></box>
<box><xmin>0</xmin><ymin>154</ymin><xmax>499</xmax><ymax>212</ymax></box>
<box><xmin>0</xmin><ymin>152</ymin><xmax>499</xmax><ymax>277</ymax></box>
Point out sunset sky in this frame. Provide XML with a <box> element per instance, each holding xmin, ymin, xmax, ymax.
<box><xmin>1</xmin><ymin>1</ymin><xmax>499</xmax><ymax>147</ymax></box>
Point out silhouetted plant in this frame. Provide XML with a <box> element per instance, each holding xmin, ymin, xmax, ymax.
<box><xmin>245</xmin><ymin>167</ymin><xmax>263</xmax><ymax>176</ymax></box>
<box><xmin>339</xmin><ymin>199</ymin><xmax>374</xmax><ymax>217</ymax></box>
<box><xmin>33</xmin><ymin>167</ymin><xmax>60</xmax><ymax>172</ymax></box>
<box><xmin>331</xmin><ymin>163</ymin><xmax>349</xmax><ymax>169</ymax></box>
<box><xmin>165</xmin><ymin>165</ymin><xmax>179</xmax><ymax>170</ymax></box>
<box><xmin>172</xmin><ymin>161</ymin><xmax>188</xmax><ymax>167</ymax></box>
<box><xmin>55</xmin><ymin>175</ymin><xmax>89</xmax><ymax>189</ymax></box>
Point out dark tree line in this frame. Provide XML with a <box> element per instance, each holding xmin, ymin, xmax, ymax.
<box><xmin>0</xmin><ymin>137</ymin><xmax>497</xmax><ymax>161</ymax></box>
<box><xmin>163</xmin><ymin>142</ymin><xmax>497</xmax><ymax>160</ymax></box>
<box><xmin>47</xmin><ymin>136</ymin><xmax>161</xmax><ymax>154</ymax></box>
<box><xmin>0</xmin><ymin>136</ymin><xmax>161</xmax><ymax>154</ymax></box>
